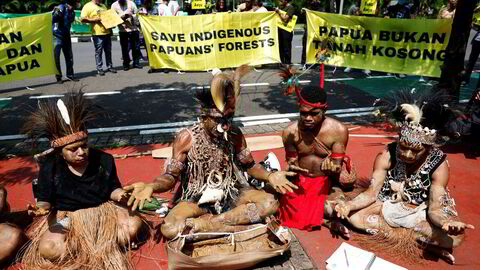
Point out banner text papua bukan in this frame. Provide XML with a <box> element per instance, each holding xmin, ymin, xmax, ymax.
<box><xmin>318</xmin><ymin>26</ymin><xmax>447</xmax><ymax>44</ymax></box>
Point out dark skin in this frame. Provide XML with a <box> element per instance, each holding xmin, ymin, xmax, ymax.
<box><xmin>28</xmin><ymin>140</ymin><xmax>142</xmax><ymax>261</ymax></box>
<box><xmin>336</xmin><ymin>141</ymin><xmax>474</xmax><ymax>263</ymax></box>
<box><xmin>0</xmin><ymin>187</ymin><xmax>25</xmax><ymax>264</ymax></box>
<box><xmin>124</xmin><ymin>113</ymin><xmax>297</xmax><ymax>238</ymax></box>
<box><xmin>282</xmin><ymin>104</ymin><xmax>350</xmax><ymax>237</ymax></box>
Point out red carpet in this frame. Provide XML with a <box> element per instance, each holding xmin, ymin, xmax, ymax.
<box><xmin>1</xmin><ymin>126</ymin><xmax>478</xmax><ymax>269</ymax></box>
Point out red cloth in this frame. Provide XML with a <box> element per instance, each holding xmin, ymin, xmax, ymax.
<box><xmin>278</xmin><ymin>175</ymin><xmax>330</xmax><ymax>231</ymax></box>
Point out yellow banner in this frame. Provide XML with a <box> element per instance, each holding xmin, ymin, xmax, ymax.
<box><xmin>192</xmin><ymin>0</ymin><xmax>205</xmax><ymax>10</ymax></box>
<box><xmin>139</xmin><ymin>12</ymin><xmax>279</xmax><ymax>71</ymax></box>
<box><xmin>360</xmin><ymin>0</ymin><xmax>377</xmax><ymax>15</ymax></box>
<box><xmin>306</xmin><ymin>10</ymin><xmax>452</xmax><ymax>77</ymax></box>
<box><xmin>277</xmin><ymin>11</ymin><xmax>297</xmax><ymax>32</ymax></box>
<box><xmin>0</xmin><ymin>13</ymin><xmax>57</xmax><ymax>83</ymax></box>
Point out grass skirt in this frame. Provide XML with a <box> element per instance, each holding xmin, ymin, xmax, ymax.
<box><xmin>20</xmin><ymin>202</ymin><xmax>133</xmax><ymax>270</ymax></box>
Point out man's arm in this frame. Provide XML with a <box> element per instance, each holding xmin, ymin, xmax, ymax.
<box><xmin>230</xmin><ymin>127</ymin><xmax>298</xmax><ymax>194</ymax></box>
<box><xmin>80</xmin><ymin>6</ymin><xmax>101</xmax><ymax>24</ymax></box>
<box><xmin>321</xmin><ymin>121</ymin><xmax>348</xmax><ymax>174</ymax></box>
<box><xmin>336</xmin><ymin>149</ymin><xmax>390</xmax><ymax>218</ymax></box>
<box><xmin>124</xmin><ymin>129</ymin><xmax>191</xmax><ymax>210</ymax></box>
<box><xmin>282</xmin><ymin>126</ymin><xmax>309</xmax><ymax>173</ymax></box>
<box><xmin>428</xmin><ymin>159</ymin><xmax>474</xmax><ymax>234</ymax></box>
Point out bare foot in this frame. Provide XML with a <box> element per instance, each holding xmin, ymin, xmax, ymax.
<box><xmin>426</xmin><ymin>245</ymin><xmax>455</xmax><ymax>264</ymax></box>
<box><xmin>324</xmin><ymin>219</ymin><xmax>350</xmax><ymax>239</ymax></box>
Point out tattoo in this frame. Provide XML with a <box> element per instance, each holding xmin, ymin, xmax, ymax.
<box><xmin>440</xmin><ymin>188</ymin><xmax>458</xmax><ymax>217</ymax></box>
<box><xmin>237</xmin><ymin>148</ymin><xmax>255</xmax><ymax>169</ymax></box>
<box><xmin>366</xmin><ymin>228</ymin><xmax>379</xmax><ymax>235</ymax></box>
<box><xmin>349</xmin><ymin>193</ymin><xmax>374</xmax><ymax>211</ymax></box>
<box><xmin>246</xmin><ymin>203</ymin><xmax>261</xmax><ymax>223</ymax></box>
<box><xmin>165</xmin><ymin>158</ymin><xmax>185</xmax><ymax>178</ymax></box>
<box><xmin>366</xmin><ymin>214</ymin><xmax>379</xmax><ymax>224</ymax></box>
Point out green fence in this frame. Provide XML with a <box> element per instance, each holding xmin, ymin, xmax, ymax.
<box><xmin>0</xmin><ymin>11</ymin><xmax>91</xmax><ymax>34</ymax></box>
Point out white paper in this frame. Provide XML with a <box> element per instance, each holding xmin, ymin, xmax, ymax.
<box><xmin>326</xmin><ymin>242</ymin><xmax>407</xmax><ymax>270</ymax></box>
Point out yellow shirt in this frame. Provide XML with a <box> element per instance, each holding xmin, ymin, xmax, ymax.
<box><xmin>80</xmin><ymin>1</ymin><xmax>111</xmax><ymax>36</ymax></box>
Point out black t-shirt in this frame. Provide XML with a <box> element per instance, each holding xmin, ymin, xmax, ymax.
<box><xmin>282</xmin><ymin>3</ymin><xmax>295</xmax><ymax>19</ymax></box>
<box><xmin>35</xmin><ymin>148</ymin><xmax>122</xmax><ymax>211</ymax></box>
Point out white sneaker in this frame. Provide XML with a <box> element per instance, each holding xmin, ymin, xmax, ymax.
<box><xmin>419</xmin><ymin>76</ymin><xmax>425</xmax><ymax>82</ymax></box>
<box><xmin>344</xmin><ymin>67</ymin><xmax>352</xmax><ymax>73</ymax></box>
<box><xmin>264</xmin><ymin>152</ymin><xmax>281</xmax><ymax>171</ymax></box>
<box><xmin>363</xmin><ymin>69</ymin><xmax>371</xmax><ymax>75</ymax></box>
<box><xmin>399</xmin><ymin>74</ymin><xmax>406</xmax><ymax>78</ymax></box>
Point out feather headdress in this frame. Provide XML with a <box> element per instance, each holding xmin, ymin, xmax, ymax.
<box><xmin>197</xmin><ymin>64</ymin><xmax>251</xmax><ymax>117</ymax></box>
<box><xmin>23</xmin><ymin>91</ymin><xmax>95</xmax><ymax>148</ymax></box>
<box><xmin>374</xmin><ymin>89</ymin><xmax>453</xmax><ymax>146</ymax></box>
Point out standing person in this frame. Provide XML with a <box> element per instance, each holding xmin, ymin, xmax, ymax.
<box><xmin>301</xmin><ymin>0</ymin><xmax>322</xmax><ymax>69</ymax></box>
<box><xmin>276</xmin><ymin>0</ymin><xmax>295</xmax><ymax>64</ymax></box>
<box><xmin>52</xmin><ymin>0</ymin><xmax>76</xmax><ymax>83</ymax></box>
<box><xmin>438</xmin><ymin>0</ymin><xmax>457</xmax><ymax>19</ymax></box>
<box><xmin>277</xmin><ymin>66</ymin><xmax>352</xmax><ymax>237</ymax></box>
<box><xmin>157</xmin><ymin>0</ymin><xmax>172</xmax><ymax>16</ymax></box>
<box><xmin>81</xmin><ymin>0</ymin><xmax>117</xmax><ymax>76</ymax></box>
<box><xmin>112</xmin><ymin>0</ymin><xmax>142</xmax><ymax>71</ymax></box>
<box><xmin>254</xmin><ymin>0</ymin><xmax>268</xmax><ymax>12</ymax></box>
<box><xmin>0</xmin><ymin>187</ymin><xmax>26</xmax><ymax>265</ymax></box>
<box><xmin>237</xmin><ymin>0</ymin><xmax>253</xmax><ymax>12</ymax></box>
<box><xmin>461</xmin><ymin>5</ymin><xmax>480</xmax><ymax>85</ymax></box>
<box><xmin>343</xmin><ymin>0</ymin><xmax>371</xmax><ymax>75</ymax></box>
<box><xmin>213</xmin><ymin>0</ymin><xmax>228</xmax><ymax>13</ymax></box>
<box><xmin>168</xmin><ymin>0</ymin><xmax>180</xmax><ymax>15</ymax></box>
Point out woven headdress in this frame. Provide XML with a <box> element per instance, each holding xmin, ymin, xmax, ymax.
<box><xmin>197</xmin><ymin>64</ymin><xmax>251</xmax><ymax>117</ymax></box>
<box><xmin>23</xmin><ymin>91</ymin><xmax>95</xmax><ymax>148</ymax></box>
<box><xmin>375</xmin><ymin>89</ymin><xmax>452</xmax><ymax>147</ymax></box>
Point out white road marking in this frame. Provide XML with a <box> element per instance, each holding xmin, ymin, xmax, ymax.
<box><xmin>334</xmin><ymin>111</ymin><xmax>375</xmax><ymax>118</ymax></box>
<box><xmin>0</xmin><ymin>134</ymin><xmax>27</xmax><ymax>140</ymax></box>
<box><xmin>241</xmin><ymin>118</ymin><xmax>291</xmax><ymax>126</ymax></box>
<box><xmin>137</xmin><ymin>88</ymin><xmax>181</xmax><ymax>93</ymax></box>
<box><xmin>349</xmin><ymin>134</ymin><xmax>398</xmax><ymax>139</ymax></box>
<box><xmin>140</xmin><ymin>128</ymin><xmax>183</xmax><ymax>134</ymax></box>
<box><xmin>0</xmin><ymin>97</ymin><xmax>12</xmax><ymax>101</ymax></box>
<box><xmin>88</xmin><ymin>120</ymin><xmax>198</xmax><ymax>133</ymax></box>
<box><xmin>83</xmin><ymin>91</ymin><xmax>121</xmax><ymax>96</ymax></box>
<box><xmin>29</xmin><ymin>94</ymin><xmax>65</xmax><ymax>99</ymax></box>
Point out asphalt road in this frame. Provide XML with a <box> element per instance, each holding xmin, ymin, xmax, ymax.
<box><xmin>0</xmin><ymin>30</ymin><xmax>478</xmax><ymax>138</ymax></box>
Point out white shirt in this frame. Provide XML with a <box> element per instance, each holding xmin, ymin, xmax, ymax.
<box><xmin>168</xmin><ymin>0</ymin><xmax>180</xmax><ymax>16</ymax></box>
<box><xmin>157</xmin><ymin>2</ymin><xmax>172</xmax><ymax>16</ymax></box>
<box><xmin>255</xmin><ymin>6</ymin><xmax>268</xmax><ymax>12</ymax></box>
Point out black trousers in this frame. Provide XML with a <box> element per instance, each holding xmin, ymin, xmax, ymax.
<box><xmin>278</xmin><ymin>28</ymin><xmax>293</xmax><ymax>64</ymax></box>
<box><xmin>464</xmin><ymin>39</ymin><xmax>480</xmax><ymax>83</ymax></box>
<box><xmin>119</xmin><ymin>31</ymin><xmax>141</xmax><ymax>67</ymax></box>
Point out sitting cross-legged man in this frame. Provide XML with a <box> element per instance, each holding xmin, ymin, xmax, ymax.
<box><xmin>124</xmin><ymin>65</ymin><xmax>298</xmax><ymax>239</ymax></box>
<box><xmin>277</xmin><ymin>66</ymin><xmax>353</xmax><ymax>238</ymax></box>
<box><xmin>21</xmin><ymin>91</ymin><xmax>145</xmax><ymax>270</ymax></box>
<box><xmin>335</xmin><ymin>90</ymin><xmax>475</xmax><ymax>264</ymax></box>
<box><xmin>0</xmin><ymin>187</ymin><xmax>26</xmax><ymax>265</ymax></box>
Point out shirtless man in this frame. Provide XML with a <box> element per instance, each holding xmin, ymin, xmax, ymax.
<box><xmin>125</xmin><ymin>66</ymin><xmax>297</xmax><ymax>238</ymax></box>
<box><xmin>335</xmin><ymin>91</ymin><xmax>475</xmax><ymax>263</ymax></box>
<box><xmin>0</xmin><ymin>187</ymin><xmax>25</xmax><ymax>265</ymax></box>
<box><xmin>279</xmin><ymin>84</ymin><xmax>351</xmax><ymax>237</ymax></box>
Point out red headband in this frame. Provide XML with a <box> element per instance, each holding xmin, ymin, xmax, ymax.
<box><xmin>295</xmin><ymin>87</ymin><xmax>328</xmax><ymax>109</ymax></box>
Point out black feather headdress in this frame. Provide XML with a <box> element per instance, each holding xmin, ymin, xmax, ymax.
<box><xmin>22</xmin><ymin>91</ymin><xmax>96</xmax><ymax>148</ymax></box>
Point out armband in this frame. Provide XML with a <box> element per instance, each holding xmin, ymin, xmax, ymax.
<box><xmin>165</xmin><ymin>158</ymin><xmax>185</xmax><ymax>178</ymax></box>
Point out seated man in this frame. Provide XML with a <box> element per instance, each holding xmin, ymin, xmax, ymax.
<box><xmin>278</xmin><ymin>66</ymin><xmax>352</xmax><ymax>237</ymax></box>
<box><xmin>21</xmin><ymin>91</ymin><xmax>144</xmax><ymax>270</ymax></box>
<box><xmin>0</xmin><ymin>187</ymin><xmax>25</xmax><ymax>265</ymax></box>
<box><xmin>335</xmin><ymin>90</ymin><xmax>475</xmax><ymax>264</ymax></box>
<box><xmin>125</xmin><ymin>65</ymin><xmax>297</xmax><ymax>239</ymax></box>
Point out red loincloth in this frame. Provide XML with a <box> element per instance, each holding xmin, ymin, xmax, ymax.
<box><xmin>278</xmin><ymin>174</ymin><xmax>330</xmax><ymax>231</ymax></box>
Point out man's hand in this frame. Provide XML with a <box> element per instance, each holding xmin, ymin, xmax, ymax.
<box><xmin>287</xmin><ymin>164</ymin><xmax>309</xmax><ymax>174</ymax></box>
<box><xmin>268</xmin><ymin>171</ymin><xmax>298</xmax><ymax>194</ymax></box>
<box><xmin>27</xmin><ymin>204</ymin><xmax>50</xmax><ymax>217</ymax></box>
<box><xmin>123</xmin><ymin>182</ymin><xmax>153</xmax><ymax>211</ymax></box>
<box><xmin>321</xmin><ymin>157</ymin><xmax>342</xmax><ymax>174</ymax></box>
<box><xmin>442</xmin><ymin>221</ymin><xmax>475</xmax><ymax>235</ymax></box>
<box><xmin>335</xmin><ymin>201</ymin><xmax>350</xmax><ymax>219</ymax></box>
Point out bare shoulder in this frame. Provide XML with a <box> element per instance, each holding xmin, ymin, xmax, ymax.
<box><xmin>230</xmin><ymin>125</ymin><xmax>247</xmax><ymax>145</ymax></box>
<box><xmin>282</xmin><ymin>121</ymin><xmax>299</xmax><ymax>140</ymax></box>
<box><xmin>431</xmin><ymin>157</ymin><xmax>449</xmax><ymax>187</ymax></box>
<box><xmin>374</xmin><ymin>147</ymin><xmax>392</xmax><ymax>170</ymax></box>
<box><xmin>323</xmin><ymin>117</ymin><xmax>348</xmax><ymax>135</ymax></box>
<box><xmin>172</xmin><ymin>128</ymin><xmax>193</xmax><ymax>156</ymax></box>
